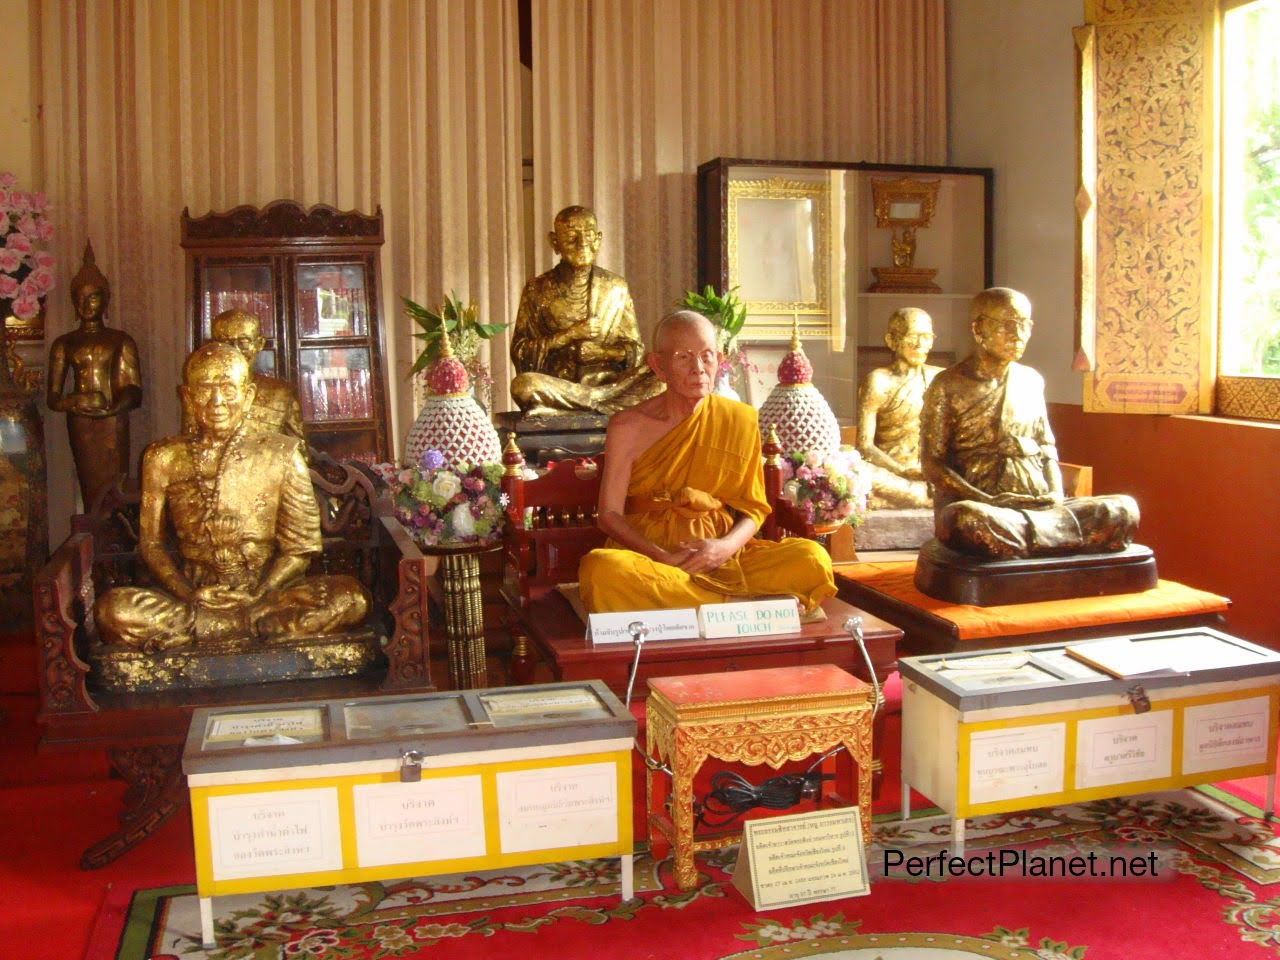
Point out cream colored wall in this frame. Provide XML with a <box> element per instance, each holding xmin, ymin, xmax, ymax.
<box><xmin>947</xmin><ymin>0</ymin><xmax>1083</xmax><ymax>405</ymax></box>
<box><xmin>0</xmin><ymin>0</ymin><xmax>34</xmax><ymax>183</ymax></box>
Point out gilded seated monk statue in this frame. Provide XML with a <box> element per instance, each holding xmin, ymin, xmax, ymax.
<box><xmin>46</xmin><ymin>242</ymin><xmax>142</xmax><ymax>509</ymax></box>
<box><xmin>579</xmin><ymin>310</ymin><xmax>835</xmax><ymax>617</ymax></box>
<box><xmin>510</xmin><ymin>205</ymin><xmax>662</xmax><ymax>415</ymax></box>
<box><xmin>182</xmin><ymin>308</ymin><xmax>305</xmax><ymax>446</ymax></box>
<box><xmin>857</xmin><ymin>307</ymin><xmax>942</xmax><ymax>509</ymax></box>
<box><xmin>94</xmin><ymin>342</ymin><xmax>369</xmax><ymax>652</ymax></box>
<box><xmin>919</xmin><ymin>287</ymin><xmax>1139</xmax><ymax>559</ymax></box>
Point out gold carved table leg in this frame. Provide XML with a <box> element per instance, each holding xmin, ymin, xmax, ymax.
<box><xmin>671</xmin><ymin>732</ymin><xmax>709</xmax><ymax>892</ymax></box>
<box><xmin>438</xmin><ymin>551</ymin><xmax>487</xmax><ymax>690</ymax></box>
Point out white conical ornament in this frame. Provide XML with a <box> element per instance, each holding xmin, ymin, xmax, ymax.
<box><xmin>757</xmin><ymin>315</ymin><xmax>841</xmax><ymax>457</ymax></box>
<box><xmin>403</xmin><ymin>318</ymin><xmax>502</xmax><ymax>468</ymax></box>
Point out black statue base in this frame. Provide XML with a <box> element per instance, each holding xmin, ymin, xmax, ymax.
<box><xmin>493</xmin><ymin>411</ymin><xmax>608</xmax><ymax>466</ymax></box>
<box><xmin>913</xmin><ymin>539</ymin><xmax>1158</xmax><ymax>607</ymax></box>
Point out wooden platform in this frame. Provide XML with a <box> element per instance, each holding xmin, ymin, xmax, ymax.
<box><xmin>835</xmin><ymin>560</ymin><xmax>1230</xmax><ymax>657</ymax></box>
<box><xmin>522</xmin><ymin>595</ymin><xmax>903</xmax><ymax>699</ymax></box>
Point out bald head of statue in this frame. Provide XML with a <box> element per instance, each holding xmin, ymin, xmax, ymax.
<box><xmin>180</xmin><ymin>341</ymin><xmax>257</xmax><ymax>439</ymax></box>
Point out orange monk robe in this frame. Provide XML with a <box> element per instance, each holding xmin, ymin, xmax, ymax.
<box><xmin>579</xmin><ymin>394</ymin><xmax>835</xmax><ymax>614</ymax></box>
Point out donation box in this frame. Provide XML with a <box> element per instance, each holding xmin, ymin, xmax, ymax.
<box><xmin>898</xmin><ymin>626</ymin><xmax>1280</xmax><ymax>853</ymax></box>
<box><xmin>182</xmin><ymin>681</ymin><xmax>636</xmax><ymax>946</ymax></box>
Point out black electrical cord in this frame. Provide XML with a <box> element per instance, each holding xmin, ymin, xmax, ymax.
<box><xmin>694</xmin><ymin>769</ymin><xmax>835</xmax><ymax>828</ymax></box>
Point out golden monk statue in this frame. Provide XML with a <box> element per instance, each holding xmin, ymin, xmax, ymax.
<box><xmin>182</xmin><ymin>308</ymin><xmax>306</xmax><ymax>447</ymax></box>
<box><xmin>857</xmin><ymin>307</ymin><xmax>942</xmax><ymax>509</ymax></box>
<box><xmin>46</xmin><ymin>242</ymin><xmax>142</xmax><ymax>508</ymax></box>
<box><xmin>579</xmin><ymin>310</ymin><xmax>835</xmax><ymax>616</ymax></box>
<box><xmin>94</xmin><ymin>342</ymin><xmax>368</xmax><ymax>651</ymax></box>
<box><xmin>510</xmin><ymin>205</ymin><xmax>661</xmax><ymax>415</ymax></box>
<box><xmin>919</xmin><ymin>287</ymin><xmax>1139</xmax><ymax>559</ymax></box>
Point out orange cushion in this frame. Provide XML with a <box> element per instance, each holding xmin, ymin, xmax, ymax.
<box><xmin>833</xmin><ymin>560</ymin><xmax>1230</xmax><ymax>641</ymax></box>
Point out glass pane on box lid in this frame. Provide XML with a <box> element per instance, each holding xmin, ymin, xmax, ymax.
<box><xmin>479</xmin><ymin>687</ymin><xmax>612</xmax><ymax>727</ymax></box>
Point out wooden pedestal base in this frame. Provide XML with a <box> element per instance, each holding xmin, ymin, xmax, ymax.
<box><xmin>914</xmin><ymin>539</ymin><xmax>1158</xmax><ymax>607</ymax></box>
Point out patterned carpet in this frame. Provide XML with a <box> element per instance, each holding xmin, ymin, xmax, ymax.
<box><xmin>93</xmin><ymin>788</ymin><xmax>1280</xmax><ymax>960</ymax></box>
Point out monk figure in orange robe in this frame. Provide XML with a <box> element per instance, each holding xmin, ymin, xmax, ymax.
<box><xmin>579</xmin><ymin>310</ymin><xmax>835</xmax><ymax>616</ymax></box>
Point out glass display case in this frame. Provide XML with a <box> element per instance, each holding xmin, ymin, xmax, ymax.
<box><xmin>697</xmin><ymin>158</ymin><xmax>992</xmax><ymax>422</ymax></box>
<box><xmin>181</xmin><ymin>200</ymin><xmax>391</xmax><ymax>464</ymax></box>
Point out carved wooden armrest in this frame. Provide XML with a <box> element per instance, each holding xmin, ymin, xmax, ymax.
<box><xmin>375</xmin><ymin>505</ymin><xmax>438</xmax><ymax>691</ymax></box>
<box><xmin>34</xmin><ymin>531</ymin><xmax>98</xmax><ymax>716</ymax></box>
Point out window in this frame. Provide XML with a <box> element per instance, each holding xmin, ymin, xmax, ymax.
<box><xmin>1219</xmin><ymin>0</ymin><xmax>1280</xmax><ymax>418</ymax></box>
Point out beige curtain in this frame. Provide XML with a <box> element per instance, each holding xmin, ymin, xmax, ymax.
<box><xmin>530</xmin><ymin>0</ymin><xmax>947</xmax><ymax>333</ymax></box>
<box><xmin>36</xmin><ymin>0</ymin><xmax>524</xmax><ymax>537</ymax></box>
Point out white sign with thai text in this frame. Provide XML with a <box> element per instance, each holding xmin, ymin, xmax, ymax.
<box><xmin>1183</xmin><ymin>696</ymin><xmax>1271</xmax><ymax>775</ymax></box>
<box><xmin>966</xmin><ymin>723</ymin><xmax>1066</xmax><ymax>805</ymax></box>
<box><xmin>496</xmin><ymin>762</ymin><xmax>617</xmax><ymax>854</ymax></box>
<box><xmin>353</xmin><ymin>776</ymin><xmax>486</xmax><ymax>868</ymax></box>
<box><xmin>588</xmin><ymin>608</ymin><xmax>701</xmax><ymax>645</ymax></box>
<box><xmin>208</xmin><ymin>787</ymin><xmax>342</xmax><ymax>881</ymax></box>
<box><xmin>1075</xmin><ymin>710</ymin><xmax>1173</xmax><ymax>789</ymax></box>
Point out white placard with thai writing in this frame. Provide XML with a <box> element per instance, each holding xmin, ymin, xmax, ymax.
<box><xmin>352</xmin><ymin>776</ymin><xmax>486</xmax><ymax>868</ymax></box>
<box><xmin>208</xmin><ymin>787</ymin><xmax>342</xmax><ymax>881</ymax></box>
<box><xmin>1183</xmin><ymin>696</ymin><xmax>1271</xmax><ymax>775</ymax></box>
<box><xmin>588</xmin><ymin>609</ymin><xmax>701</xmax><ymax>645</ymax></box>
<box><xmin>731</xmin><ymin>807</ymin><xmax>868</xmax><ymax>910</ymax></box>
<box><xmin>1075</xmin><ymin>710</ymin><xmax>1173</xmax><ymax>789</ymax></box>
<box><xmin>966</xmin><ymin>723</ymin><xmax>1066</xmax><ymax>805</ymax></box>
<box><xmin>698</xmin><ymin>598</ymin><xmax>800</xmax><ymax>639</ymax></box>
<box><xmin>495</xmin><ymin>762</ymin><xmax>617</xmax><ymax>854</ymax></box>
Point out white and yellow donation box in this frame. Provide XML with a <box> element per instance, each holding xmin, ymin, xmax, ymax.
<box><xmin>182</xmin><ymin>681</ymin><xmax>636</xmax><ymax>948</ymax></box>
<box><xmin>899</xmin><ymin>626</ymin><xmax>1280</xmax><ymax>855</ymax></box>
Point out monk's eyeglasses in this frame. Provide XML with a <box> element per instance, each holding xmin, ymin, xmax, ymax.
<box><xmin>980</xmin><ymin>314</ymin><xmax>1033</xmax><ymax>332</ymax></box>
<box><xmin>670</xmin><ymin>349</ymin><xmax>718</xmax><ymax>369</ymax></box>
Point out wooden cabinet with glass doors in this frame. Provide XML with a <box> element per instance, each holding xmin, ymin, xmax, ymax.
<box><xmin>181</xmin><ymin>200</ymin><xmax>391</xmax><ymax>465</ymax></box>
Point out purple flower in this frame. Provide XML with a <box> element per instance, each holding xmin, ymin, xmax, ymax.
<box><xmin>419</xmin><ymin>449</ymin><xmax>446</xmax><ymax>471</ymax></box>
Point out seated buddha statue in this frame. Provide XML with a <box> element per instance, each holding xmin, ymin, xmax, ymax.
<box><xmin>509</xmin><ymin>205</ymin><xmax>663</xmax><ymax>415</ymax></box>
<box><xmin>919</xmin><ymin>287</ymin><xmax>1139</xmax><ymax>559</ymax></box>
<box><xmin>857</xmin><ymin>307</ymin><xmax>942</xmax><ymax>509</ymax></box>
<box><xmin>94</xmin><ymin>342</ymin><xmax>369</xmax><ymax>651</ymax></box>
<box><xmin>182</xmin><ymin>307</ymin><xmax>306</xmax><ymax>446</ymax></box>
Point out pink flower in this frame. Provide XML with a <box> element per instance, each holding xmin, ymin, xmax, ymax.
<box><xmin>11</xmin><ymin>294</ymin><xmax>40</xmax><ymax>320</ymax></box>
<box><xmin>6</xmin><ymin>232</ymin><xmax>32</xmax><ymax>254</ymax></box>
<box><xmin>0</xmin><ymin>172</ymin><xmax>17</xmax><ymax>189</ymax></box>
<box><xmin>27</xmin><ymin>267</ymin><xmax>53</xmax><ymax>294</ymax></box>
<box><xmin>795</xmin><ymin>465</ymin><xmax>812</xmax><ymax>480</ymax></box>
<box><xmin>34</xmin><ymin>251</ymin><xmax>53</xmax><ymax>269</ymax></box>
<box><xmin>0</xmin><ymin>248</ymin><xmax>20</xmax><ymax>273</ymax></box>
<box><xmin>0</xmin><ymin>275</ymin><xmax>17</xmax><ymax>297</ymax></box>
<box><xmin>36</xmin><ymin>220</ymin><xmax>53</xmax><ymax>242</ymax></box>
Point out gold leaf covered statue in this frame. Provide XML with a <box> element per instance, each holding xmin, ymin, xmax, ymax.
<box><xmin>857</xmin><ymin>307</ymin><xmax>942</xmax><ymax>509</ymax></box>
<box><xmin>919</xmin><ymin>287</ymin><xmax>1138</xmax><ymax>558</ymax></box>
<box><xmin>509</xmin><ymin>205</ymin><xmax>662</xmax><ymax>415</ymax></box>
<box><xmin>94</xmin><ymin>342</ymin><xmax>368</xmax><ymax>652</ymax></box>
<box><xmin>182</xmin><ymin>308</ymin><xmax>305</xmax><ymax>446</ymax></box>
<box><xmin>46</xmin><ymin>242</ymin><xmax>142</xmax><ymax>508</ymax></box>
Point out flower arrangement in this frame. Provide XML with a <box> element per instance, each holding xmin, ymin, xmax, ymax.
<box><xmin>373</xmin><ymin>449</ymin><xmax>508</xmax><ymax>548</ymax></box>
<box><xmin>404</xmin><ymin>292</ymin><xmax>507</xmax><ymax>408</ymax></box>
<box><xmin>776</xmin><ymin>447</ymin><xmax>872</xmax><ymax>529</ymax></box>
<box><xmin>0</xmin><ymin>172</ymin><xmax>55</xmax><ymax>320</ymax></box>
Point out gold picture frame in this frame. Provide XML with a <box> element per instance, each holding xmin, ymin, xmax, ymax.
<box><xmin>727</xmin><ymin>176</ymin><xmax>832</xmax><ymax>340</ymax></box>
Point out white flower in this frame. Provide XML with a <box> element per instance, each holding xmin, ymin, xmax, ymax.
<box><xmin>450</xmin><ymin>502</ymin><xmax>475</xmax><ymax>537</ymax></box>
<box><xmin>783</xmin><ymin>479</ymin><xmax>800</xmax><ymax>503</ymax></box>
<box><xmin>431</xmin><ymin>472</ymin><xmax>462</xmax><ymax>501</ymax></box>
